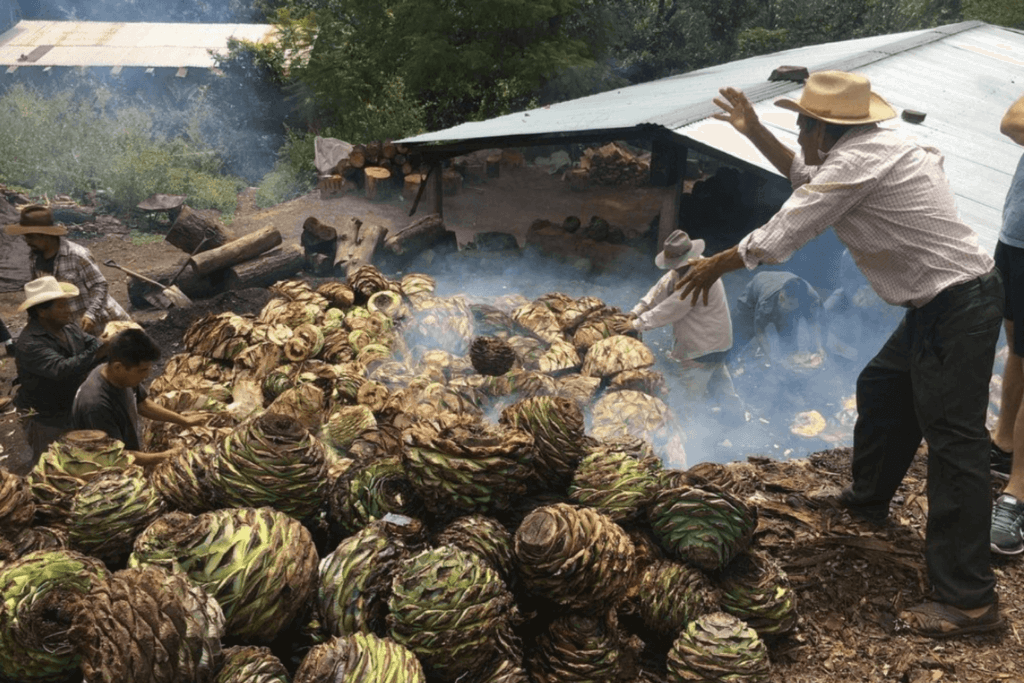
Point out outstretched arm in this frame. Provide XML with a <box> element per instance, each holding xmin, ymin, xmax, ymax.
<box><xmin>673</xmin><ymin>245</ymin><xmax>745</xmax><ymax>306</ymax></box>
<box><xmin>138</xmin><ymin>398</ymin><xmax>208</xmax><ymax>427</ymax></box>
<box><xmin>714</xmin><ymin>87</ymin><xmax>796</xmax><ymax>177</ymax></box>
<box><xmin>1001</xmin><ymin>94</ymin><xmax>1024</xmax><ymax>146</ymax></box>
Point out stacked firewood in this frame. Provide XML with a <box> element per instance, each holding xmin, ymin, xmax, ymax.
<box><xmin>319</xmin><ymin>140</ymin><xmax>425</xmax><ymax>200</ymax></box>
<box><xmin>567</xmin><ymin>142</ymin><xmax>651</xmax><ymax>189</ymax></box>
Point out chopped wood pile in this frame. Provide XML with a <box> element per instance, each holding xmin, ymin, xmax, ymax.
<box><xmin>569</xmin><ymin>142</ymin><xmax>651</xmax><ymax>189</ymax></box>
<box><xmin>318</xmin><ymin>139</ymin><xmax>424</xmax><ymax>200</ymax></box>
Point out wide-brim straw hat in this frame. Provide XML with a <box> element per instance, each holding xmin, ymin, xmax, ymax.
<box><xmin>18</xmin><ymin>276</ymin><xmax>78</xmax><ymax>312</ymax></box>
<box><xmin>775</xmin><ymin>71</ymin><xmax>896</xmax><ymax>125</ymax></box>
<box><xmin>5</xmin><ymin>204</ymin><xmax>67</xmax><ymax>236</ymax></box>
<box><xmin>655</xmin><ymin>230</ymin><xmax>705</xmax><ymax>270</ymax></box>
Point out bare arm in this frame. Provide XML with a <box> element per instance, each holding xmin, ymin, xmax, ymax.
<box><xmin>1001</xmin><ymin>94</ymin><xmax>1024</xmax><ymax>145</ymax></box>
<box><xmin>714</xmin><ymin>87</ymin><xmax>796</xmax><ymax>177</ymax></box>
<box><xmin>137</xmin><ymin>398</ymin><xmax>207</xmax><ymax>427</ymax></box>
<box><xmin>673</xmin><ymin>245</ymin><xmax>745</xmax><ymax>306</ymax></box>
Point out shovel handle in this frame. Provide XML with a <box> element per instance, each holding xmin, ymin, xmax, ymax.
<box><xmin>103</xmin><ymin>260</ymin><xmax>166</xmax><ymax>289</ymax></box>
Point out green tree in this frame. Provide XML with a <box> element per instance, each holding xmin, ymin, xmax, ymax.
<box><xmin>610</xmin><ymin>0</ymin><xmax>755</xmax><ymax>83</ymax></box>
<box><xmin>737</xmin><ymin>0</ymin><xmax>929</xmax><ymax>58</ymax></box>
<box><xmin>270</xmin><ymin>0</ymin><xmax>594</xmax><ymax>137</ymax></box>
<box><xmin>964</xmin><ymin>0</ymin><xmax>1024</xmax><ymax>27</ymax></box>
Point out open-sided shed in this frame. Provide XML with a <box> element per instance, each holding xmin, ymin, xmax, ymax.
<box><xmin>400</xmin><ymin>20</ymin><xmax>1024</xmax><ymax>256</ymax></box>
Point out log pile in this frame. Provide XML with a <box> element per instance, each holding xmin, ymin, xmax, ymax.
<box><xmin>571</xmin><ymin>142</ymin><xmax>651</xmax><ymax>188</ymax></box>
<box><xmin>129</xmin><ymin>223</ymin><xmax>295</xmax><ymax>307</ymax></box>
<box><xmin>318</xmin><ymin>139</ymin><xmax>425</xmax><ymax>201</ymax></box>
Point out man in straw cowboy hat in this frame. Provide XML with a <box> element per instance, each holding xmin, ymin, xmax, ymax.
<box><xmin>5</xmin><ymin>204</ymin><xmax>131</xmax><ymax>336</ymax></box>
<box><xmin>8</xmin><ymin>276</ymin><xmax>109</xmax><ymax>473</ymax></box>
<box><xmin>616</xmin><ymin>229</ymin><xmax>741</xmax><ymax>418</ymax></box>
<box><xmin>676</xmin><ymin>71</ymin><xmax>1003</xmax><ymax>637</ymax></box>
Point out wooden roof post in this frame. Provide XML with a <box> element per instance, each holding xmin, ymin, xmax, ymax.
<box><xmin>432</xmin><ymin>162</ymin><xmax>444</xmax><ymax>219</ymax></box>
<box><xmin>651</xmin><ymin>139</ymin><xmax>686</xmax><ymax>251</ymax></box>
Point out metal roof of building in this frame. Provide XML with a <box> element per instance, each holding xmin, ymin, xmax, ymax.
<box><xmin>0</xmin><ymin>20</ymin><xmax>276</xmax><ymax>70</ymax></box>
<box><xmin>401</xmin><ymin>21</ymin><xmax>1024</xmax><ymax>253</ymax></box>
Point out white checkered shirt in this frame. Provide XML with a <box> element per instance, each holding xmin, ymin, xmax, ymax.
<box><xmin>738</xmin><ymin>125</ymin><xmax>993</xmax><ymax>308</ymax></box>
<box><xmin>32</xmin><ymin>239</ymin><xmax>130</xmax><ymax>326</ymax></box>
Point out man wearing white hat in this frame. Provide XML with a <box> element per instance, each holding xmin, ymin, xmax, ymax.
<box><xmin>9</xmin><ymin>276</ymin><xmax>108</xmax><ymax>473</ymax></box>
<box><xmin>5</xmin><ymin>204</ymin><xmax>130</xmax><ymax>336</ymax></box>
<box><xmin>677</xmin><ymin>71</ymin><xmax>1003</xmax><ymax>637</ymax></box>
<box><xmin>618</xmin><ymin>229</ymin><xmax>738</xmax><ymax>414</ymax></box>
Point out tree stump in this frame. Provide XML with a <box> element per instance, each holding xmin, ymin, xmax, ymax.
<box><xmin>364</xmin><ymin>167</ymin><xmax>392</xmax><ymax>201</ymax></box>
<box><xmin>442</xmin><ymin>169</ymin><xmax>463</xmax><ymax>196</ymax></box>
<box><xmin>486</xmin><ymin>154</ymin><xmax>501</xmax><ymax>178</ymax></box>
<box><xmin>567</xmin><ymin>168</ymin><xmax>591</xmax><ymax>192</ymax></box>
<box><xmin>403</xmin><ymin>173</ymin><xmax>425</xmax><ymax>202</ymax></box>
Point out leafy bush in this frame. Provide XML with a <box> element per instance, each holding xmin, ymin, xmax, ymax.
<box><xmin>0</xmin><ymin>84</ymin><xmax>246</xmax><ymax>214</ymax></box>
<box><xmin>255</xmin><ymin>163</ymin><xmax>315</xmax><ymax>208</ymax></box>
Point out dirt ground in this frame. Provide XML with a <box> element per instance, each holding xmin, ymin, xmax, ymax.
<box><xmin>1</xmin><ymin>166</ymin><xmax>1023</xmax><ymax>681</ymax></box>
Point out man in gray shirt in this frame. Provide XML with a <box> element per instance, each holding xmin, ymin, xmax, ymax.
<box><xmin>72</xmin><ymin>328</ymin><xmax>205</xmax><ymax>468</ymax></box>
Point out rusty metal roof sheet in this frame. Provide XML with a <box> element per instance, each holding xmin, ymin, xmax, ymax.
<box><xmin>0</xmin><ymin>20</ymin><xmax>276</xmax><ymax>69</ymax></box>
<box><xmin>401</xmin><ymin>21</ymin><xmax>1024</xmax><ymax>252</ymax></box>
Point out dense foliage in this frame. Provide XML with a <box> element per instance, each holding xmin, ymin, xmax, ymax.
<box><xmin>2</xmin><ymin>0</ymin><xmax>1022</xmax><ymax>211</ymax></box>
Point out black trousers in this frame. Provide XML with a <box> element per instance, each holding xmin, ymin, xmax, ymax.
<box><xmin>849</xmin><ymin>270</ymin><xmax>1003</xmax><ymax>610</ymax></box>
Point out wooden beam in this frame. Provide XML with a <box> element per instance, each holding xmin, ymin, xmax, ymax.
<box><xmin>657</xmin><ymin>147</ymin><xmax>687</xmax><ymax>250</ymax></box>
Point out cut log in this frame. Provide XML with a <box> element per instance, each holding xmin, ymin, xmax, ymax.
<box><xmin>224</xmin><ymin>244</ymin><xmax>304</xmax><ymax>291</ymax></box>
<box><xmin>301</xmin><ymin>216</ymin><xmax>338</xmax><ymax>246</ymax></box>
<box><xmin>383</xmin><ymin>214</ymin><xmax>448</xmax><ymax>258</ymax></box>
<box><xmin>567</xmin><ymin>168</ymin><xmax>591</xmax><ymax>192</ymax></box>
<box><xmin>349</xmin><ymin>144</ymin><xmax>367</xmax><ymax>169</ymax></box>
<box><xmin>365</xmin><ymin>141</ymin><xmax>382</xmax><ymax>165</ymax></box>
<box><xmin>165</xmin><ymin>205</ymin><xmax>233</xmax><ymax>254</ymax></box>
<box><xmin>403</xmin><ymin>173</ymin><xmax>425</xmax><ymax>202</ymax></box>
<box><xmin>486</xmin><ymin>154</ymin><xmax>501</xmax><ymax>178</ymax></box>
<box><xmin>339</xmin><ymin>222</ymin><xmax>388</xmax><ymax>276</ymax></box>
<box><xmin>442</xmin><ymin>169</ymin><xmax>463</xmax><ymax>196</ymax></box>
<box><xmin>126</xmin><ymin>261</ymin><xmax>222</xmax><ymax>308</ymax></box>
<box><xmin>364</xmin><ymin>167</ymin><xmax>392</xmax><ymax>201</ymax></box>
<box><xmin>188</xmin><ymin>225</ymin><xmax>283</xmax><ymax>277</ymax></box>
<box><xmin>382</xmin><ymin>141</ymin><xmax>398</xmax><ymax>160</ymax></box>
<box><xmin>333</xmin><ymin>217</ymin><xmax>364</xmax><ymax>271</ymax></box>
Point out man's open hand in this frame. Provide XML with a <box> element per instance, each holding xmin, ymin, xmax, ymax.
<box><xmin>674</xmin><ymin>246</ymin><xmax>745</xmax><ymax>306</ymax></box>
<box><xmin>713</xmin><ymin>87</ymin><xmax>759</xmax><ymax>136</ymax></box>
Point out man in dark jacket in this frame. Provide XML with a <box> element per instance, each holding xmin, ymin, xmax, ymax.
<box><xmin>10</xmin><ymin>276</ymin><xmax>107</xmax><ymax>473</ymax></box>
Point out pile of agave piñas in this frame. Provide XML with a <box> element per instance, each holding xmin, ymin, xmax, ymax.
<box><xmin>0</xmin><ymin>264</ymin><xmax>797</xmax><ymax>683</ymax></box>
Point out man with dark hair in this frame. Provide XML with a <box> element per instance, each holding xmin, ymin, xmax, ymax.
<box><xmin>677</xmin><ymin>71</ymin><xmax>1003</xmax><ymax>637</ymax></box>
<box><xmin>8</xmin><ymin>276</ymin><xmax>108</xmax><ymax>473</ymax></box>
<box><xmin>5</xmin><ymin>204</ymin><xmax>131</xmax><ymax>335</ymax></box>
<box><xmin>72</xmin><ymin>328</ymin><xmax>204</xmax><ymax>468</ymax></box>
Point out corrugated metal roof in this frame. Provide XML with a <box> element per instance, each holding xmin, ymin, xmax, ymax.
<box><xmin>401</xmin><ymin>21</ymin><xmax>1024</xmax><ymax>253</ymax></box>
<box><xmin>0</xmin><ymin>20</ymin><xmax>276</xmax><ymax>69</ymax></box>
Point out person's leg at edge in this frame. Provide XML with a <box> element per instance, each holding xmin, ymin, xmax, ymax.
<box><xmin>992</xmin><ymin>320</ymin><xmax>1022</xmax><ymax>456</ymax></box>
<box><xmin>848</xmin><ymin>314</ymin><xmax>923</xmax><ymax>514</ymax></box>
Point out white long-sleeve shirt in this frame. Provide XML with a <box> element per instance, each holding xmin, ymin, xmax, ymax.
<box><xmin>631</xmin><ymin>265</ymin><xmax>733</xmax><ymax>361</ymax></box>
<box><xmin>738</xmin><ymin>125</ymin><xmax>993</xmax><ymax>309</ymax></box>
